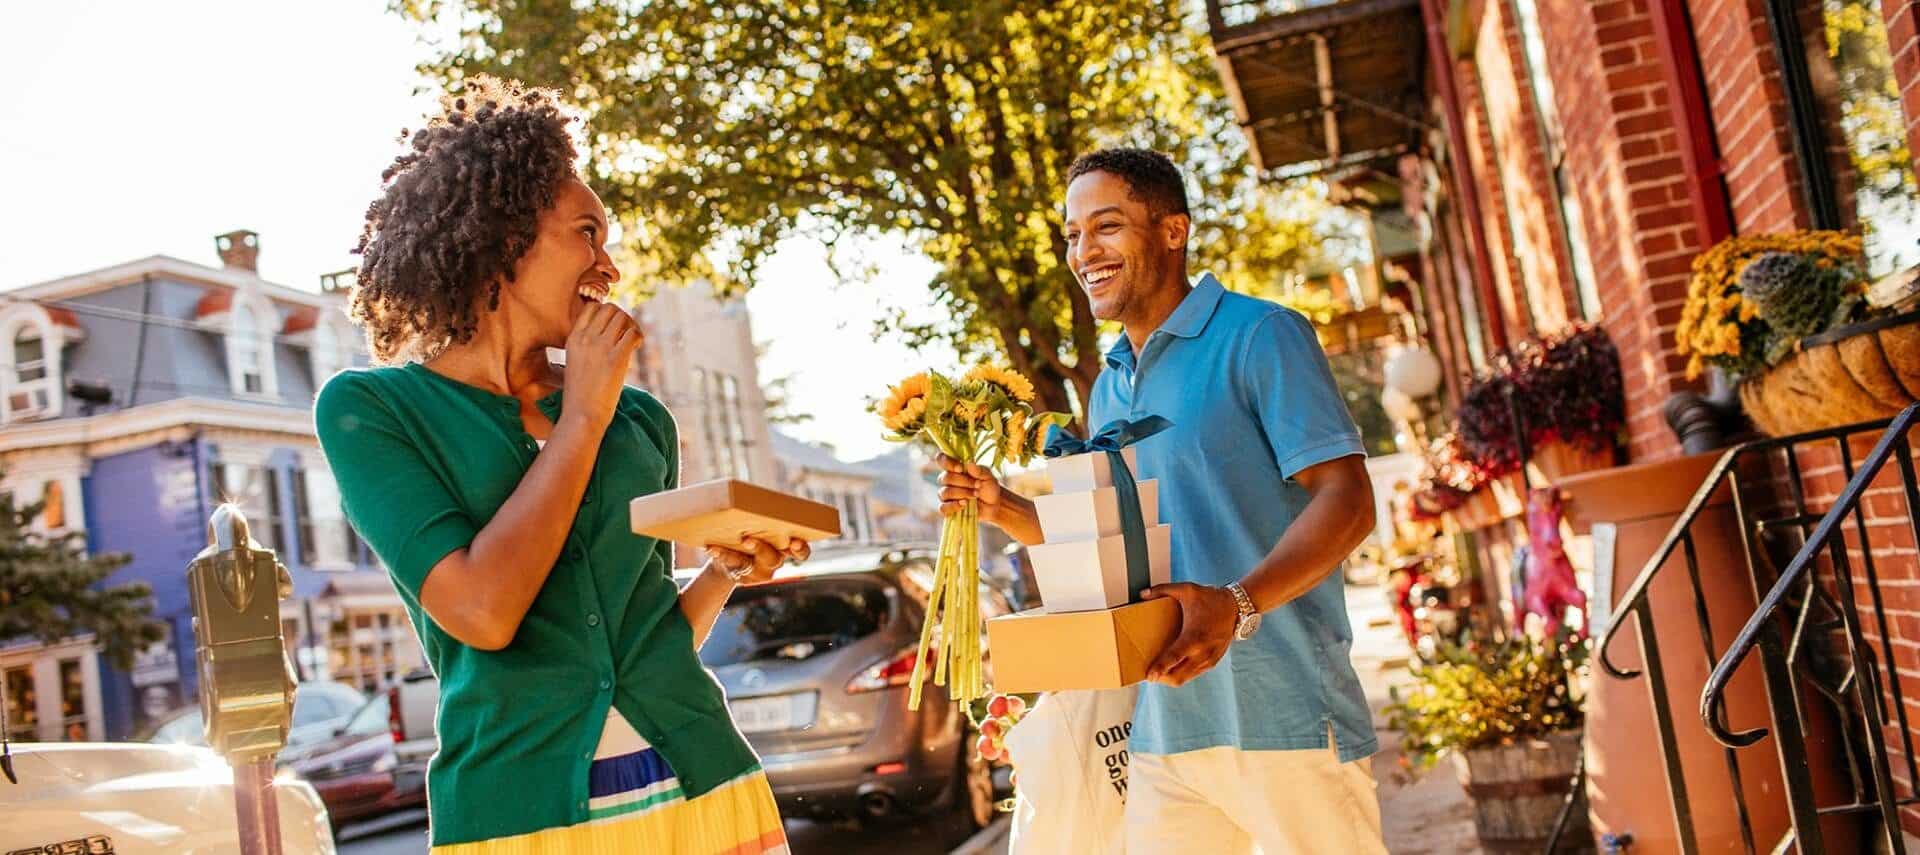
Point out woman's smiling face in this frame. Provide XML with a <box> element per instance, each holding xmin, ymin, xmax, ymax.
<box><xmin>498</xmin><ymin>177</ymin><xmax>622</xmax><ymax>346</ymax></box>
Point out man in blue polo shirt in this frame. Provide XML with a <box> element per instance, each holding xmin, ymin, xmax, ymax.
<box><xmin>940</xmin><ymin>148</ymin><xmax>1386</xmax><ymax>852</ymax></box>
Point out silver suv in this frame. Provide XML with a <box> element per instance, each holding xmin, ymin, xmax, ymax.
<box><xmin>701</xmin><ymin>544</ymin><xmax>1005</xmax><ymax>829</ymax></box>
<box><xmin>376</xmin><ymin>545</ymin><xmax>1009</xmax><ymax>830</ymax></box>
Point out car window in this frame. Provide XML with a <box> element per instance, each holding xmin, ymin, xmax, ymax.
<box><xmin>701</xmin><ymin>580</ymin><xmax>892</xmax><ymax>668</ymax></box>
<box><xmin>149</xmin><ymin>709</ymin><xmax>204</xmax><ymax>745</ymax></box>
<box><xmin>291</xmin><ymin>683</ymin><xmax>365</xmax><ymax>726</ymax></box>
<box><xmin>341</xmin><ymin>693</ymin><xmax>392</xmax><ymax>737</ymax></box>
<box><xmin>291</xmin><ymin>692</ymin><xmax>336</xmax><ymax>727</ymax></box>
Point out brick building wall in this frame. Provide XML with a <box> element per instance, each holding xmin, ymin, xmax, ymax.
<box><xmin>1459</xmin><ymin>61</ymin><xmax>1532</xmax><ymax>349</ymax></box>
<box><xmin>1422</xmin><ymin>0</ymin><xmax>1920</xmax><ymax>836</ymax></box>
<box><xmin>1479</xmin><ymin>0</ymin><xmax>1582</xmax><ymax>332</ymax></box>
<box><xmin>1527</xmin><ymin>0</ymin><xmax>1701</xmax><ymax>462</ymax></box>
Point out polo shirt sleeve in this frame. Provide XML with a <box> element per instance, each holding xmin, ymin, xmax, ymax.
<box><xmin>315</xmin><ymin>372</ymin><xmax>478</xmax><ymax>602</ymax></box>
<box><xmin>1238</xmin><ymin>308</ymin><xmax>1366</xmax><ymax>479</ymax></box>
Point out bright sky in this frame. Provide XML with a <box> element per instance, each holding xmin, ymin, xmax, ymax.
<box><xmin>0</xmin><ymin>0</ymin><xmax>955</xmax><ymax>461</ymax></box>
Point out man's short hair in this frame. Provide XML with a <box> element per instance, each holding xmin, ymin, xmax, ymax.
<box><xmin>1066</xmin><ymin>148</ymin><xmax>1190</xmax><ymax>221</ymax></box>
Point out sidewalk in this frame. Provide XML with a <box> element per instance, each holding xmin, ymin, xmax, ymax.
<box><xmin>960</xmin><ymin>583</ymin><xmax>1481</xmax><ymax>855</ymax></box>
<box><xmin>1346</xmin><ymin>581</ymin><xmax>1483</xmax><ymax>855</ymax></box>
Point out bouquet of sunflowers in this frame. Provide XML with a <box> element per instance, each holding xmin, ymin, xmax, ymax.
<box><xmin>878</xmin><ymin>366</ymin><xmax>1072</xmax><ymax>709</ymax></box>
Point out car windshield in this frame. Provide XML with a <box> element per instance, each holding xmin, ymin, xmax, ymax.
<box><xmin>700</xmin><ymin>579</ymin><xmax>892</xmax><ymax>668</ymax></box>
<box><xmin>149</xmin><ymin>709</ymin><xmax>205</xmax><ymax>745</ymax></box>
<box><xmin>340</xmin><ymin>693</ymin><xmax>392</xmax><ymax>737</ymax></box>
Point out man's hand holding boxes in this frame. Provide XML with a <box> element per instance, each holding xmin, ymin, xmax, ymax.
<box><xmin>988</xmin><ymin>417</ymin><xmax>1180</xmax><ymax>693</ymax></box>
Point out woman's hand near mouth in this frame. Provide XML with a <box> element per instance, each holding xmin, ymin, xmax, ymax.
<box><xmin>560</xmin><ymin>300</ymin><xmax>643</xmax><ymax>433</ymax></box>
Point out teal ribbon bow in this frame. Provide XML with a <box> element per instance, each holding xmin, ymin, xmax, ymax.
<box><xmin>1044</xmin><ymin>416</ymin><xmax>1172</xmax><ymax>603</ymax></box>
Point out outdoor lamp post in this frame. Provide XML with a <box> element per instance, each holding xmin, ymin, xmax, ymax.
<box><xmin>187</xmin><ymin>503</ymin><xmax>297</xmax><ymax>855</ymax></box>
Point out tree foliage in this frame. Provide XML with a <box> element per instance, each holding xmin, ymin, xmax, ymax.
<box><xmin>395</xmin><ymin>0</ymin><xmax>1328</xmax><ymax>415</ymax></box>
<box><xmin>0</xmin><ymin>490</ymin><xmax>161</xmax><ymax>671</ymax></box>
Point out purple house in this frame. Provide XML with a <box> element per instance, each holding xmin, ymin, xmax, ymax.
<box><xmin>0</xmin><ymin>232</ymin><xmax>423</xmax><ymax>742</ymax></box>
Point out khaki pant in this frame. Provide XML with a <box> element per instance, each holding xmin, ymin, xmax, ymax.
<box><xmin>1124</xmin><ymin>742</ymin><xmax>1387</xmax><ymax>855</ymax></box>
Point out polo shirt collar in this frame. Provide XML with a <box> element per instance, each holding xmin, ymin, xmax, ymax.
<box><xmin>1104</xmin><ymin>272</ymin><xmax>1228</xmax><ymax>370</ymax></box>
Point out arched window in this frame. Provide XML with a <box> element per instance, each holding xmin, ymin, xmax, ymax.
<box><xmin>306</xmin><ymin>312</ymin><xmax>358</xmax><ymax>384</ymax></box>
<box><xmin>215</xmin><ymin>291</ymin><xmax>279</xmax><ymax>399</ymax></box>
<box><xmin>0</xmin><ymin>307</ymin><xmax>67</xmax><ymax>423</ymax></box>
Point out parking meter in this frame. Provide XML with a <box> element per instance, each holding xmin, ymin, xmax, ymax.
<box><xmin>188</xmin><ymin>503</ymin><xmax>297</xmax><ymax>761</ymax></box>
<box><xmin>187</xmin><ymin>503</ymin><xmax>295</xmax><ymax>855</ymax></box>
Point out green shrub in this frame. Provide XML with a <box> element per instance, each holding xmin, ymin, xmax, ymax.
<box><xmin>1383</xmin><ymin>633</ymin><xmax>1586</xmax><ymax>770</ymax></box>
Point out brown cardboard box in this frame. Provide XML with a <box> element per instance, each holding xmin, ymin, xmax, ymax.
<box><xmin>629</xmin><ymin>479</ymin><xmax>841</xmax><ymax>549</ymax></box>
<box><xmin>984</xmin><ymin>597</ymin><xmax>1180</xmax><ymax>693</ymax></box>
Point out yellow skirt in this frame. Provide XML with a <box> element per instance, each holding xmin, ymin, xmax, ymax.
<box><xmin>432</xmin><ymin>710</ymin><xmax>787</xmax><ymax>855</ymax></box>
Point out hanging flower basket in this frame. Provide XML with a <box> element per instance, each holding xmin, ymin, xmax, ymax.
<box><xmin>1739</xmin><ymin>309</ymin><xmax>1920</xmax><ymax>436</ymax></box>
<box><xmin>1445</xmin><ymin>486</ymin><xmax>1503</xmax><ymax>532</ymax></box>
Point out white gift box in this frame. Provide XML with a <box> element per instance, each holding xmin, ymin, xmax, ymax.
<box><xmin>1027</xmin><ymin>524</ymin><xmax>1172</xmax><ymax>613</ymax></box>
<box><xmin>1044</xmin><ymin>447</ymin><xmax>1139</xmax><ymax>494</ymax></box>
<box><xmin>1033</xmin><ymin>480</ymin><xmax>1160</xmax><ymax>543</ymax></box>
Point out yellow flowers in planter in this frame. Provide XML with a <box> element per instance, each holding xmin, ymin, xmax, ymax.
<box><xmin>877</xmin><ymin>366</ymin><xmax>1071</xmax><ymax>709</ymax></box>
<box><xmin>1675</xmin><ymin>230</ymin><xmax>1866</xmax><ymax>379</ymax></box>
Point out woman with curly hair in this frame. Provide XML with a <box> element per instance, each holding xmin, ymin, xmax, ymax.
<box><xmin>315</xmin><ymin>76</ymin><xmax>802</xmax><ymax>854</ymax></box>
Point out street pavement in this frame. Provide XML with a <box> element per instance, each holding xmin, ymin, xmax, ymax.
<box><xmin>336</xmin><ymin>808</ymin><xmax>988</xmax><ymax>855</ymax></box>
<box><xmin>338</xmin><ymin>581</ymin><xmax>1471</xmax><ymax>855</ymax></box>
<box><xmin>1346</xmin><ymin>579</ymin><xmax>1483</xmax><ymax>855</ymax></box>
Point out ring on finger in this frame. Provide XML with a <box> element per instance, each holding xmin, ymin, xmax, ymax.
<box><xmin>724</xmin><ymin>561</ymin><xmax>754</xmax><ymax>581</ymax></box>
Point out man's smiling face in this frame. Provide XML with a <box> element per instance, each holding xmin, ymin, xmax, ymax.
<box><xmin>1063</xmin><ymin>170</ymin><xmax>1187</xmax><ymax>323</ymax></box>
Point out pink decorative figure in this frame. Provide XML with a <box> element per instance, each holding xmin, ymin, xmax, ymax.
<box><xmin>1519</xmin><ymin>487</ymin><xmax>1587</xmax><ymax>638</ymax></box>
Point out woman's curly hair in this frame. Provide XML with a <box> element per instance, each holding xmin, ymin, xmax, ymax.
<box><xmin>350</xmin><ymin>76</ymin><xmax>581</xmax><ymax>363</ymax></box>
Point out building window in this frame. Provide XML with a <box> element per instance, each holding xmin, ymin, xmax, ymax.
<box><xmin>215</xmin><ymin>462</ymin><xmax>283</xmax><ymax>554</ymax></box>
<box><xmin>57</xmin><ymin>658</ymin><xmax>86</xmax><ymax>741</ymax></box>
<box><xmin>293</xmin><ymin>467</ymin><xmax>354</xmax><ymax>569</ymax></box>
<box><xmin>5</xmin><ymin>325</ymin><xmax>53</xmax><ymax>421</ymax></box>
<box><xmin>1801</xmin><ymin>0</ymin><xmax>1920</xmax><ymax>275</ymax></box>
<box><xmin>231</xmin><ymin>307</ymin><xmax>268</xmax><ymax>395</ymax></box>
<box><xmin>721</xmin><ymin>375</ymin><xmax>751</xmax><ymax>480</ymax></box>
<box><xmin>699</xmin><ymin>369</ymin><xmax>742</xmax><ymax>482</ymax></box>
<box><xmin>4</xmin><ymin>665</ymin><xmax>37</xmax><ymax>742</ymax></box>
<box><xmin>40</xmin><ymin>480</ymin><xmax>63</xmax><ymax>531</ymax></box>
<box><xmin>1511</xmin><ymin>0</ymin><xmax>1601</xmax><ymax>319</ymax></box>
<box><xmin>308</xmin><ymin>315</ymin><xmax>359</xmax><ymax>384</ymax></box>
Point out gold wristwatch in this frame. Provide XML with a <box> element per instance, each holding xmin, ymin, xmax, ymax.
<box><xmin>1226</xmin><ymin>582</ymin><xmax>1261</xmax><ymax>640</ymax></box>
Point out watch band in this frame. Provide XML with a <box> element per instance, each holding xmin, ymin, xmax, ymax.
<box><xmin>1226</xmin><ymin>582</ymin><xmax>1256</xmax><ymax>620</ymax></box>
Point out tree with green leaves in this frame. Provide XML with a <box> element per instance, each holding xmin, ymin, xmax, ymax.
<box><xmin>396</xmin><ymin>0</ymin><xmax>1330</xmax><ymax>416</ymax></box>
<box><xmin>0</xmin><ymin>490</ymin><xmax>162</xmax><ymax>671</ymax></box>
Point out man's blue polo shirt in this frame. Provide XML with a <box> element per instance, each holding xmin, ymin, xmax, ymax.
<box><xmin>1087</xmin><ymin>273</ymin><xmax>1376</xmax><ymax>761</ymax></box>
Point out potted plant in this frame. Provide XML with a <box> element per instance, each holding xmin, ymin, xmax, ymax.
<box><xmin>1457</xmin><ymin>324</ymin><xmax>1624</xmax><ymax>486</ymax></box>
<box><xmin>1675</xmin><ymin>230</ymin><xmax>1918</xmax><ymax>435</ymax></box>
<box><xmin>1411</xmin><ymin>434</ymin><xmax>1505</xmax><ymax>531</ymax></box>
<box><xmin>1385</xmin><ymin>632</ymin><xmax>1593</xmax><ymax>853</ymax></box>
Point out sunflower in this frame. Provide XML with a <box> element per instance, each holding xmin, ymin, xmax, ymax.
<box><xmin>886</xmin><ymin>397</ymin><xmax>927</xmax><ymax>434</ymax></box>
<box><xmin>964</xmin><ymin>365</ymin><xmax>1036</xmax><ymax>405</ymax></box>
<box><xmin>1031</xmin><ymin>417</ymin><xmax>1055</xmax><ymax>458</ymax></box>
<box><xmin>1001</xmin><ymin>410</ymin><xmax>1029</xmax><ymax>463</ymax></box>
<box><xmin>880</xmin><ymin>373</ymin><xmax>931</xmax><ymax>432</ymax></box>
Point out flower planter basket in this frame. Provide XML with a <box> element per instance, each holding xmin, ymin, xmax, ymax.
<box><xmin>1446</xmin><ymin>487</ymin><xmax>1502</xmax><ymax>532</ymax></box>
<box><xmin>1490</xmin><ymin>472</ymin><xmax>1526</xmax><ymax>519</ymax></box>
<box><xmin>1526</xmin><ymin>439</ymin><xmax>1615</xmax><ymax>485</ymax></box>
<box><xmin>1453</xmin><ymin>730</ymin><xmax>1592</xmax><ymax>854</ymax></box>
<box><xmin>1740</xmin><ymin>310</ymin><xmax>1920</xmax><ymax>436</ymax></box>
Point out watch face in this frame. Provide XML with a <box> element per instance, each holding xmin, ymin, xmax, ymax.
<box><xmin>1236</xmin><ymin>613</ymin><xmax>1261</xmax><ymax>641</ymax></box>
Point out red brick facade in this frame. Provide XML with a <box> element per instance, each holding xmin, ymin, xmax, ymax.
<box><xmin>1405</xmin><ymin>0</ymin><xmax>1920</xmax><ymax>839</ymax></box>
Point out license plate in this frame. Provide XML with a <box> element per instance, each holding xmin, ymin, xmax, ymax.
<box><xmin>730</xmin><ymin>692</ymin><xmax>817</xmax><ymax>734</ymax></box>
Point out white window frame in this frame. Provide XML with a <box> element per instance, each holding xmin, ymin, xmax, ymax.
<box><xmin>306</xmin><ymin>312</ymin><xmax>359</xmax><ymax>385</ymax></box>
<box><xmin>203</xmin><ymin>288</ymin><xmax>281</xmax><ymax>400</ymax></box>
<box><xmin>294</xmin><ymin>453</ymin><xmax>355</xmax><ymax>571</ymax></box>
<box><xmin>0</xmin><ymin>306</ymin><xmax>66</xmax><ymax>424</ymax></box>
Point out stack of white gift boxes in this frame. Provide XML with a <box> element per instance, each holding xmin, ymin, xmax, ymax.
<box><xmin>1028</xmin><ymin>447</ymin><xmax>1171</xmax><ymax>610</ymax></box>
<box><xmin>985</xmin><ymin>446</ymin><xmax>1181</xmax><ymax>693</ymax></box>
